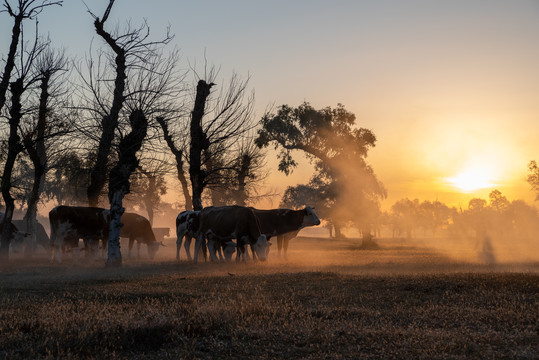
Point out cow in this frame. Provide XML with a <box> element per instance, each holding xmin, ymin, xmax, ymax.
<box><xmin>119</xmin><ymin>212</ymin><xmax>163</xmax><ymax>259</ymax></box>
<box><xmin>50</xmin><ymin>206</ymin><xmax>164</xmax><ymax>263</ymax></box>
<box><xmin>252</xmin><ymin>206</ymin><xmax>320</xmax><ymax>259</ymax></box>
<box><xmin>49</xmin><ymin>206</ymin><xmax>110</xmax><ymax>263</ymax></box>
<box><xmin>193</xmin><ymin>205</ymin><xmax>270</xmax><ymax>263</ymax></box>
<box><xmin>10</xmin><ymin>219</ymin><xmax>49</xmax><ymax>253</ymax></box>
<box><xmin>0</xmin><ymin>214</ymin><xmax>31</xmax><ymax>251</ymax></box>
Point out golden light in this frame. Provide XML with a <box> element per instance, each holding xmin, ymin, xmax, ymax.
<box><xmin>445</xmin><ymin>168</ymin><xmax>497</xmax><ymax>192</ymax></box>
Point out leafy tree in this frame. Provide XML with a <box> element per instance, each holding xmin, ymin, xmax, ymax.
<box><xmin>256</xmin><ymin>102</ymin><xmax>386</xmax><ymax>238</ymax></box>
<box><xmin>390</xmin><ymin>198</ymin><xmax>420</xmax><ymax>239</ymax></box>
<box><xmin>527</xmin><ymin>160</ymin><xmax>539</xmax><ymax>201</ymax></box>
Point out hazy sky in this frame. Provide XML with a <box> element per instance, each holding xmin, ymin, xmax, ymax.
<box><xmin>2</xmin><ymin>0</ymin><xmax>538</xmax><ymax>208</ymax></box>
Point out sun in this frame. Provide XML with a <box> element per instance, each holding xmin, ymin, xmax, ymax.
<box><xmin>445</xmin><ymin>169</ymin><xmax>497</xmax><ymax>192</ymax></box>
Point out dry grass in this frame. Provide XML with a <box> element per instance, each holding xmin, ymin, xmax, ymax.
<box><xmin>0</xmin><ymin>237</ymin><xmax>537</xmax><ymax>359</ymax></box>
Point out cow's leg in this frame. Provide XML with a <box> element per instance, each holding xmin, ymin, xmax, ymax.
<box><xmin>217</xmin><ymin>241</ymin><xmax>225</xmax><ymax>262</ymax></box>
<box><xmin>283</xmin><ymin>237</ymin><xmax>290</xmax><ymax>260</ymax></box>
<box><xmin>102</xmin><ymin>238</ymin><xmax>108</xmax><ymax>260</ymax></box>
<box><xmin>206</xmin><ymin>235</ymin><xmax>219</xmax><ymax>262</ymax></box>
<box><xmin>193</xmin><ymin>233</ymin><xmax>205</xmax><ymax>264</ymax></box>
<box><xmin>88</xmin><ymin>239</ymin><xmax>99</xmax><ymax>261</ymax></box>
<box><xmin>128</xmin><ymin>237</ymin><xmax>134</xmax><ymax>259</ymax></box>
<box><xmin>239</xmin><ymin>236</ymin><xmax>251</xmax><ymax>261</ymax></box>
<box><xmin>52</xmin><ymin>242</ymin><xmax>62</xmax><ymax>263</ymax></box>
<box><xmin>136</xmin><ymin>241</ymin><xmax>141</xmax><ymax>258</ymax></box>
<box><xmin>176</xmin><ymin>230</ymin><xmax>184</xmax><ymax>261</ymax></box>
<box><xmin>277</xmin><ymin>235</ymin><xmax>283</xmax><ymax>258</ymax></box>
<box><xmin>184</xmin><ymin>236</ymin><xmax>193</xmax><ymax>262</ymax></box>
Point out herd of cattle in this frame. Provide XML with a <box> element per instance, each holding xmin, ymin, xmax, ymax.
<box><xmin>4</xmin><ymin>204</ymin><xmax>320</xmax><ymax>264</ymax></box>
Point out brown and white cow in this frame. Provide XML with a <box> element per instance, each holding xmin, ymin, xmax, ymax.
<box><xmin>253</xmin><ymin>206</ymin><xmax>320</xmax><ymax>259</ymax></box>
<box><xmin>193</xmin><ymin>205</ymin><xmax>270</xmax><ymax>263</ymax></box>
<box><xmin>49</xmin><ymin>206</ymin><xmax>161</xmax><ymax>262</ymax></box>
<box><xmin>120</xmin><ymin>212</ymin><xmax>163</xmax><ymax>259</ymax></box>
<box><xmin>49</xmin><ymin>206</ymin><xmax>110</xmax><ymax>263</ymax></box>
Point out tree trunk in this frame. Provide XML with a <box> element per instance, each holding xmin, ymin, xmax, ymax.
<box><xmin>0</xmin><ymin>78</ymin><xmax>25</xmax><ymax>260</ymax></box>
<box><xmin>0</xmin><ymin>14</ymin><xmax>23</xmax><ymax>112</ymax></box>
<box><xmin>334</xmin><ymin>224</ymin><xmax>345</xmax><ymax>239</ymax></box>
<box><xmin>87</xmin><ymin>14</ymin><xmax>127</xmax><ymax>207</ymax></box>
<box><xmin>189</xmin><ymin>80</ymin><xmax>214</xmax><ymax>211</ymax></box>
<box><xmin>21</xmin><ymin>71</ymin><xmax>50</xmax><ymax>257</ymax></box>
<box><xmin>155</xmin><ymin>117</ymin><xmax>192</xmax><ymax>210</ymax></box>
<box><xmin>143</xmin><ymin>173</ymin><xmax>156</xmax><ymax>225</ymax></box>
<box><xmin>235</xmin><ymin>154</ymin><xmax>250</xmax><ymax>206</ymax></box>
<box><xmin>107</xmin><ymin>109</ymin><xmax>148</xmax><ymax>267</ymax></box>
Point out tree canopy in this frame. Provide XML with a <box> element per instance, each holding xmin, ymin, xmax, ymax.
<box><xmin>256</xmin><ymin>102</ymin><xmax>386</xmax><ymax>237</ymax></box>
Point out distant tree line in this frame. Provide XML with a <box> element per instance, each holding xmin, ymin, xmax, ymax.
<box><xmin>385</xmin><ymin>189</ymin><xmax>539</xmax><ymax>242</ymax></box>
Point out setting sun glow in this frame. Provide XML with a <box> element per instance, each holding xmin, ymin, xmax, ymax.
<box><xmin>445</xmin><ymin>170</ymin><xmax>497</xmax><ymax>192</ymax></box>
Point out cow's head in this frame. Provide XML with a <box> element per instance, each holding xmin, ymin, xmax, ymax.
<box><xmin>252</xmin><ymin>234</ymin><xmax>269</xmax><ymax>261</ymax></box>
<box><xmin>223</xmin><ymin>240</ymin><xmax>237</xmax><ymax>262</ymax></box>
<box><xmin>148</xmin><ymin>241</ymin><xmax>165</xmax><ymax>259</ymax></box>
<box><xmin>303</xmin><ymin>206</ymin><xmax>321</xmax><ymax>227</ymax></box>
<box><xmin>10</xmin><ymin>231</ymin><xmax>31</xmax><ymax>253</ymax></box>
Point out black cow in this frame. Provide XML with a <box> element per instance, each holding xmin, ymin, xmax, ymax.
<box><xmin>193</xmin><ymin>205</ymin><xmax>270</xmax><ymax>263</ymax></box>
<box><xmin>49</xmin><ymin>206</ymin><xmax>109</xmax><ymax>263</ymax></box>
<box><xmin>253</xmin><ymin>206</ymin><xmax>320</xmax><ymax>259</ymax></box>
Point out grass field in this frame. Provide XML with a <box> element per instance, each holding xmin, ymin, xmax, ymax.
<box><xmin>0</xmin><ymin>236</ymin><xmax>537</xmax><ymax>359</ymax></box>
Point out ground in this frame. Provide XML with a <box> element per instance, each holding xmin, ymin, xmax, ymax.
<box><xmin>0</xmin><ymin>236</ymin><xmax>537</xmax><ymax>359</ymax></box>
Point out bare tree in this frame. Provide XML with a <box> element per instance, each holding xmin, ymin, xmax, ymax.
<box><xmin>124</xmin><ymin>161</ymin><xmax>168</xmax><ymax>225</ymax></box>
<box><xmin>18</xmin><ymin>47</ymin><xmax>68</xmax><ymax>256</ymax></box>
<box><xmin>0</xmin><ymin>0</ymin><xmax>62</xmax><ymax>113</ymax></box>
<box><xmin>0</xmin><ymin>0</ymin><xmax>62</xmax><ymax>259</ymax></box>
<box><xmin>83</xmin><ymin>0</ymin><xmax>173</xmax><ymax>207</ymax></box>
<box><xmin>0</xmin><ymin>32</ymin><xmax>51</xmax><ymax>259</ymax></box>
<box><xmin>188</xmin><ymin>71</ymin><xmax>257</xmax><ymax>210</ymax></box>
<box><xmin>156</xmin><ymin>116</ymin><xmax>192</xmax><ymax>210</ymax></box>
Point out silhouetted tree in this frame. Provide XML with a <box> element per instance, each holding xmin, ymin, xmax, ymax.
<box><xmin>45</xmin><ymin>150</ymin><xmax>90</xmax><ymax>205</ymax></box>
<box><xmin>256</xmin><ymin>102</ymin><xmax>385</xmax><ymax>239</ymax></box>
<box><xmin>158</xmin><ymin>68</ymin><xmax>256</xmax><ymax>210</ymax></box>
<box><xmin>19</xmin><ymin>47</ymin><xmax>68</xmax><ymax>257</ymax></box>
<box><xmin>0</xmin><ymin>28</ymin><xmax>54</xmax><ymax>259</ymax></box>
<box><xmin>125</xmin><ymin>164</ymin><xmax>167</xmax><ymax>225</ymax></box>
<box><xmin>527</xmin><ymin>160</ymin><xmax>539</xmax><ymax>201</ymax></box>
<box><xmin>83</xmin><ymin>0</ymin><xmax>173</xmax><ymax>207</ymax></box>
<box><xmin>0</xmin><ymin>0</ymin><xmax>62</xmax><ymax>113</ymax></box>
<box><xmin>156</xmin><ymin>116</ymin><xmax>192</xmax><ymax>210</ymax></box>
